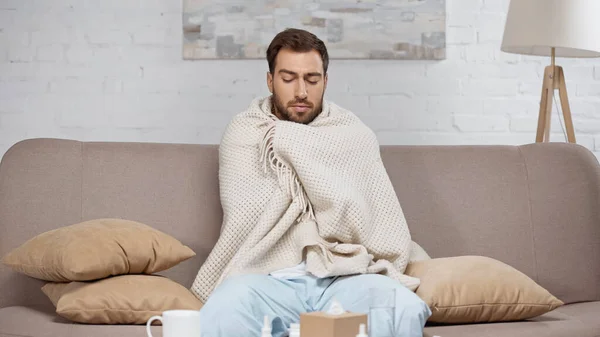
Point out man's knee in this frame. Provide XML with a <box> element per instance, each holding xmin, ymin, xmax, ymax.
<box><xmin>203</xmin><ymin>274</ymin><xmax>270</xmax><ymax>310</ymax></box>
<box><xmin>214</xmin><ymin>273</ymin><xmax>271</xmax><ymax>293</ymax></box>
<box><xmin>199</xmin><ymin>274</ymin><xmax>272</xmax><ymax>336</ymax></box>
<box><xmin>340</xmin><ymin>273</ymin><xmax>431</xmax><ymax>315</ymax></box>
<box><xmin>339</xmin><ymin>273</ymin><xmax>406</xmax><ymax>292</ymax></box>
<box><xmin>354</xmin><ymin>274</ymin><xmax>431</xmax><ymax>332</ymax></box>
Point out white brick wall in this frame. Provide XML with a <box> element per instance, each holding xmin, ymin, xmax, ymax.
<box><xmin>1</xmin><ymin>0</ymin><xmax>600</xmax><ymax>160</ymax></box>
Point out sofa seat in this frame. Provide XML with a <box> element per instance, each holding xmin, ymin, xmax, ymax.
<box><xmin>0</xmin><ymin>306</ymin><xmax>165</xmax><ymax>337</ymax></box>
<box><xmin>424</xmin><ymin>301</ymin><xmax>600</xmax><ymax>337</ymax></box>
<box><xmin>1</xmin><ymin>302</ymin><xmax>598</xmax><ymax>337</ymax></box>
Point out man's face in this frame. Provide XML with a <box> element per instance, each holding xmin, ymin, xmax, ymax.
<box><xmin>267</xmin><ymin>48</ymin><xmax>327</xmax><ymax>124</ymax></box>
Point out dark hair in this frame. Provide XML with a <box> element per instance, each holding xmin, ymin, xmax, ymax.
<box><xmin>266</xmin><ymin>28</ymin><xmax>329</xmax><ymax>74</ymax></box>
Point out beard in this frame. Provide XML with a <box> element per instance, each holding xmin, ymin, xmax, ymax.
<box><xmin>271</xmin><ymin>89</ymin><xmax>324</xmax><ymax>125</ymax></box>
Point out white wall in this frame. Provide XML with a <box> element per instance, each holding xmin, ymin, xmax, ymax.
<box><xmin>1</xmin><ymin>0</ymin><xmax>600</xmax><ymax>159</ymax></box>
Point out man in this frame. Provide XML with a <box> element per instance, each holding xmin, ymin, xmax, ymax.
<box><xmin>192</xmin><ymin>28</ymin><xmax>431</xmax><ymax>337</ymax></box>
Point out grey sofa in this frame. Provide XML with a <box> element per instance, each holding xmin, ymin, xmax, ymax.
<box><xmin>0</xmin><ymin>138</ymin><xmax>598</xmax><ymax>337</ymax></box>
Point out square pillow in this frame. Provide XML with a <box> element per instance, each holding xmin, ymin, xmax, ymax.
<box><xmin>405</xmin><ymin>255</ymin><xmax>564</xmax><ymax>324</ymax></box>
<box><xmin>42</xmin><ymin>274</ymin><xmax>203</xmax><ymax>324</ymax></box>
<box><xmin>2</xmin><ymin>218</ymin><xmax>195</xmax><ymax>282</ymax></box>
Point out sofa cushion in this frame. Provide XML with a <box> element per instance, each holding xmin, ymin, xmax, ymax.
<box><xmin>41</xmin><ymin>274</ymin><xmax>203</xmax><ymax>324</ymax></box>
<box><xmin>0</xmin><ymin>306</ymin><xmax>163</xmax><ymax>337</ymax></box>
<box><xmin>2</xmin><ymin>218</ymin><xmax>195</xmax><ymax>282</ymax></box>
<box><xmin>1</xmin><ymin>302</ymin><xmax>598</xmax><ymax>337</ymax></box>
<box><xmin>406</xmin><ymin>255</ymin><xmax>564</xmax><ymax>323</ymax></box>
<box><xmin>424</xmin><ymin>301</ymin><xmax>600</xmax><ymax>337</ymax></box>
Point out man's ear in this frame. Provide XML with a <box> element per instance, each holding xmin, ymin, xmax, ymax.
<box><xmin>324</xmin><ymin>73</ymin><xmax>328</xmax><ymax>90</ymax></box>
<box><xmin>267</xmin><ymin>72</ymin><xmax>273</xmax><ymax>93</ymax></box>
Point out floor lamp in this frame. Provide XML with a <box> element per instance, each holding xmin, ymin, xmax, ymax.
<box><xmin>500</xmin><ymin>0</ymin><xmax>600</xmax><ymax>144</ymax></box>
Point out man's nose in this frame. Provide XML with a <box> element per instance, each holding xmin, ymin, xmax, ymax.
<box><xmin>295</xmin><ymin>81</ymin><xmax>308</xmax><ymax>99</ymax></box>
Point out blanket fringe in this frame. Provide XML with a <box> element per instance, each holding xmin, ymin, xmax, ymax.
<box><xmin>259</xmin><ymin>123</ymin><xmax>315</xmax><ymax>222</ymax></box>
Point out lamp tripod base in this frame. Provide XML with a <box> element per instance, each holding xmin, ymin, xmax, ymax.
<box><xmin>536</xmin><ymin>57</ymin><xmax>576</xmax><ymax>143</ymax></box>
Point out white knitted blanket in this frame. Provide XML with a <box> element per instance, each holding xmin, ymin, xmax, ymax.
<box><xmin>191</xmin><ymin>96</ymin><xmax>420</xmax><ymax>303</ymax></box>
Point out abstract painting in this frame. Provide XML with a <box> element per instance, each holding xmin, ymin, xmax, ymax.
<box><xmin>182</xmin><ymin>0</ymin><xmax>446</xmax><ymax>60</ymax></box>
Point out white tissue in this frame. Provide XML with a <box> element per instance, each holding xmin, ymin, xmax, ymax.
<box><xmin>326</xmin><ymin>298</ymin><xmax>346</xmax><ymax>315</ymax></box>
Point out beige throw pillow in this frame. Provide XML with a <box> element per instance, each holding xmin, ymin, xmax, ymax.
<box><xmin>42</xmin><ymin>275</ymin><xmax>203</xmax><ymax>324</ymax></box>
<box><xmin>2</xmin><ymin>218</ymin><xmax>195</xmax><ymax>282</ymax></box>
<box><xmin>405</xmin><ymin>255</ymin><xmax>564</xmax><ymax>324</ymax></box>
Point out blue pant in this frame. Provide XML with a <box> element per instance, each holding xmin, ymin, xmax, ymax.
<box><xmin>199</xmin><ymin>273</ymin><xmax>431</xmax><ymax>337</ymax></box>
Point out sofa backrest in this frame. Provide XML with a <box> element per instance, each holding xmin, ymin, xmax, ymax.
<box><xmin>0</xmin><ymin>139</ymin><xmax>598</xmax><ymax>309</ymax></box>
<box><xmin>380</xmin><ymin>143</ymin><xmax>600</xmax><ymax>306</ymax></box>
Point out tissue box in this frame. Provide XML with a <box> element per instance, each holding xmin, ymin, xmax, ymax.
<box><xmin>300</xmin><ymin>311</ymin><xmax>368</xmax><ymax>337</ymax></box>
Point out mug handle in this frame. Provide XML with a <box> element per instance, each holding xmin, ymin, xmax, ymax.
<box><xmin>146</xmin><ymin>315</ymin><xmax>163</xmax><ymax>337</ymax></box>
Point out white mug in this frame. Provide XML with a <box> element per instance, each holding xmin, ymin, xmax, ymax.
<box><xmin>146</xmin><ymin>310</ymin><xmax>202</xmax><ymax>337</ymax></box>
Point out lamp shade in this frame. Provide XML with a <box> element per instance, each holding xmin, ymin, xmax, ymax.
<box><xmin>501</xmin><ymin>0</ymin><xmax>600</xmax><ymax>58</ymax></box>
